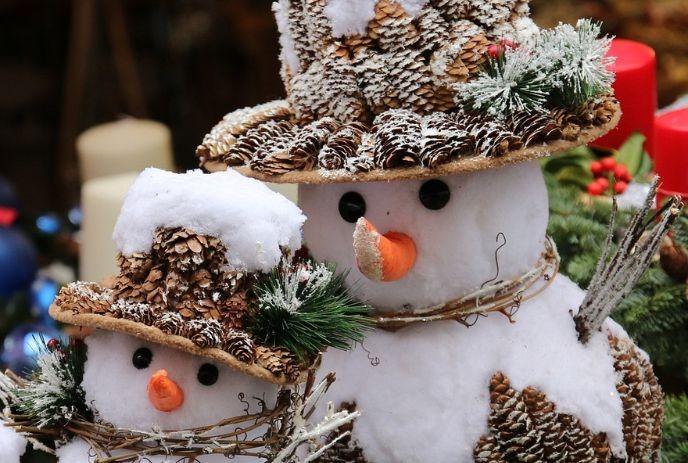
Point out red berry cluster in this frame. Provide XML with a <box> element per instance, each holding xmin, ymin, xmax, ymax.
<box><xmin>587</xmin><ymin>158</ymin><xmax>632</xmax><ymax>196</ymax></box>
<box><xmin>488</xmin><ymin>39</ymin><xmax>518</xmax><ymax>59</ymax></box>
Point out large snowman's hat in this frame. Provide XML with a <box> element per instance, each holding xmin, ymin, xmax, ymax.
<box><xmin>197</xmin><ymin>1</ymin><xmax>620</xmax><ymax>184</ymax></box>
<box><xmin>51</xmin><ymin>168</ymin><xmax>314</xmax><ymax>385</ymax></box>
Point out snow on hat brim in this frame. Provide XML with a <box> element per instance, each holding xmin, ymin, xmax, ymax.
<box><xmin>50</xmin><ymin>283</ymin><xmax>311</xmax><ymax>386</ymax></box>
<box><xmin>197</xmin><ymin>100</ymin><xmax>621</xmax><ymax>185</ymax></box>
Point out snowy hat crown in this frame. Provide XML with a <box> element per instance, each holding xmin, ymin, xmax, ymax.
<box><xmin>274</xmin><ymin>0</ymin><xmax>536</xmax><ymax>124</ymax></box>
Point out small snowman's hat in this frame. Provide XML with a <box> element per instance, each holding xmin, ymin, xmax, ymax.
<box><xmin>197</xmin><ymin>1</ymin><xmax>620</xmax><ymax>184</ymax></box>
<box><xmin>51</xmin><ymin>168</ymin><xmax>313</xmax><ymax>385</ymax></box>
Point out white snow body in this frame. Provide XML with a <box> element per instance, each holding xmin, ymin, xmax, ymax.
<box><xmin>0</xmin><ymin>419</ymin><xmax>27</xmax><ymax>463</ymax></box>
<box><xmin>299</xmin><ymin>161</ymin><xmax>627</xmax><ymax>462</ymax></box>
<box><xmin>57</xmin><ymin>331</ymin><xmax>279</xmax><ymax>462</ymax></box>
<box><xmin>113</xmin><ymin>168</ymin><xmax>305</xmax><ymax>273</ymax></box>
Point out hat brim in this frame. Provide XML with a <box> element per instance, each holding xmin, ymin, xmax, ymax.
<box><xmin>50</xmin><ymin>296</ymin><xmax>310</xmax><ymax>386</ymax></box>
<box><xmin>201</xmin><ymin>101</ymin><xmax>621</xmax><ymax>185</ymax></box>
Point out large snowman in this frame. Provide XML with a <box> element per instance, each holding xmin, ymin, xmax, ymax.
<box><xmin>1</xmin><ymin>169</ymin><xmax>360</xmax><ymax>463</ymax></box>
<box><xmin>196</xmin><ymin>0</ymin><xmax>666</xmax><ymax>461</ymax></box>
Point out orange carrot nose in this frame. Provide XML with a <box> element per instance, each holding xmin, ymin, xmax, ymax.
<box><xmin>353</xmin><ymin>217</ymin><xmax>417</xmax><ymax>282</ymax></box>
<box><xmin>148</xmin><ymin>369</ymin><xmax>185</xmax><ymax>413</ymax></box>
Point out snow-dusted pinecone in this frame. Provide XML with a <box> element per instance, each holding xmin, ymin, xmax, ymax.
<box><xmin>374</xmin><ymin>110</ymin><xmax>422</xmax><ymax>168</ymax></box>
<box><xmin>224</xmin><ymin>120</ymin><xmax>295</xmax><ymax>166</ymax></box>
<box><xmin>368</xmin><ymin>0</ymin><xmax>419</xmax><ymax>52</ymax></box>
<box><xmin>508</xmin><ymin>111</ymin><xmax>563</xmax><ymax>146</ymax></box>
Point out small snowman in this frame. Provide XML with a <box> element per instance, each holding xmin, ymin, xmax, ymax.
<box><xmin>1</xmin><ymin>169</ymin><xmax>366</xmax><ymax>463</ymax></box>
<box><xmin>196</xmin><ymin>1</ymin><xmax>674</xmax><ymax>462</ymax></box>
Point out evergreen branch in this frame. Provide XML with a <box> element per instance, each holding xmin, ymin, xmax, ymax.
<box><xmin>663</xmin><ymin>395</ymin><xmax>688</xmax><ymax>463</ymax></box>
<box><xmin>249</xmin><ymin>259</ymin><xmax>372</xmax><ymax>360</ymax></box>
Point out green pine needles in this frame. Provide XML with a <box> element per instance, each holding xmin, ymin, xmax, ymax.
<box><xmin>460</xmin><ymin>19</ymin><xmax>615</xmax><ymax>119</ymax></box>
<box><xmin>1</xmin><ymin>338</ymin><xmax>91</xmax><ymax>429</ymax></box>
<box><xmin>663</xmin><ymin>395</ymin><xmax>688</xmax><ymax>463</ymax></box>
<box><xmin>249</xmin><ymin>258</ymin><xmax>372</xmax><ymax>360</ymax></box>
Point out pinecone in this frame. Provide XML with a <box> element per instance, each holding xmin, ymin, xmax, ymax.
<box><xmin>287</xmin><ymin>117</ymin><xmax>339</xmax><ymax>168</ymax></box>
<box><xmin>373</xmin><ymin>109</ymin><xmax>423</xmax><ymax>168</ymax></box>
<box><xmin>558</xmin><ymin>414</ymin><xmax>596</xmax><ymax>463</ymax></box>
<box><xmin>430</xmin><ymin>0</ymin><xmax>470</xmax><ymax>20</ymax></box>
<box><xmin>368</xmin><ymin>0</ymin><xmax>419</xmax><ymax>52</ymax></box>
<box><xmin>289</xmin><ymin>61</ymin><xmax>331</xmax><ymax>124</ymax></box>
<box><xmin>459</xmin><ymin>33</ymin><xmax>491</xmax><ymax>76</ymax></box>
<box><xmin>609</xmin><ymin>335</ymin><xmax>664</xmax><ymax>462</ymax></box>
<box><xmin>322</xmin><ymin>56</ymin><xmax>368</xmax><ymax>124</ymax></box>
<box><xmin>420</xmin><ymin>112</ymin><xmax>474</xmax><ymax>167</ymax></box>
<box><xmin>186</xmin><ymin>319</ymin><xmax>224</xmax><ymax>349</ymax></box>
<box><xmin>303</xmin><ymin>0</ymin><xmax>332</xmax><ymax>61</ymax></box>
<box><xmin>469</xmin><ymin>0</ymin><xmax>515</xmax><ymax>28</ymax></box>
<box><xmin>549</xmin><ymin>108</ymin><xmax>582</xmax><ymax>141</ymax></box>
<box><xmin>224</xmin><ymin>120</ymin><xmax>295</xmax><ymax>166</ymax></box>
<box><xmin>155</xmin><ymin>228</ymin><xmax>227</xmax><ymax>274</ymax></box>
<box><xmin>220</xmin><ymin>289</ymin><xmax>250</xmax><ymax>329</ymax></box>
<box><xmin>522</xmin><ymin>387</ymin><xmax>568</xmax><ymax>462</ymax></box>
<box><xmin>114</xmin><ymin>300</ymin><xmax>157</xmax><ymax>325</ymax></box>
<box><xmin>508</xmin><ymin>111</ymin><xmax>563</xmax><ymax>146</ymax></box>
<box><xmin>255</xmin><ymin>346</ymin><xmax>301</xmax><ymax>381</ymax></box>
<box><xmin>223</xmin><ymin>329</ymin><xmax>256</xmax><ymax>363</ymax></box>
<box><xmin>117</xmin><ymin>252</ymin><xmax>152</xmax><ymax>282</ymax></box>
<box><xmin>578</xmin><ymin>96</ymin><xmax>618</xmax><ymax>127</ymax></box>
<box><xmin>319</xmin><ymin>122</ymin><xmax>369</xmax><ymax>170</ymax></box>
<box><xmin>154</xmin><ymin>312</ymin><xmax>186</xmax><ymax>336</ymax></box>
<box><xmin>467</xmin><ymin>119</ymin><xmax>523</xmax><ymax>157</ymax></box>
<box><xmin>56</xmin><ymin>282</ymin><xmax>113</xmax><ymax>315</ymax></box>
<box><xmin>345</xmin><ymin>133</ymin><xmax>377</xmax><ymax>173</ymax></box>
<box><xmin>197</xmin><ymin>102</ymin><xmax>292</xmax><ymax>168</ymax></box>
<box><xmin>474</xmin><ymin>435</ymin><xmax>506</xmax><ymax>463</ymax></box>
<box><xmin>487</xmin><ymin>372</ymin><xmax>544</xmax><ymax>462</ymax></box>
<box><xmin>417</xmin><ymin>7</ymin><xmax>451</xmax><ymax>53</ymax></box>
<box><xmin>285</xmin><ymin>0</ymin><xmax>313</xmax><ymax>70</ymax></box>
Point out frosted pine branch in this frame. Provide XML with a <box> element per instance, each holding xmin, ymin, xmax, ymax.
<box><xmin>575</xmin><ymin>178</ymin><xmax>683</xmax><ymax>344</ymax></box>
<box><xmin>272</xmin><ymin>373</ymin><xmax>360</xmax><ymax>463</ymax></box>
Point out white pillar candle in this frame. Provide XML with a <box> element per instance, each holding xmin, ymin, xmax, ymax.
<box><xmin>80</xmin><ymin>172</ymin><xmax>139</xmax><ymax>282</ymax></box>
<box><xmin>77</xmin><ymin>119</ymin><xmax>174</xmax><ymax>181</ymax></box>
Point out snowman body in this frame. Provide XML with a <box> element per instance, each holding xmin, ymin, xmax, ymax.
<box><xmin>56</xmin><ymin>330</ymin><xmax>278</xmax><ymax>463</ymax></box>
<box><xmin>300</xmin><ymin>161</ymin><xmax>659</xmax><ymax>462</ymax></box>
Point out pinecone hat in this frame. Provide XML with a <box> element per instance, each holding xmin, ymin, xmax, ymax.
<box><xmin>50</xmin><ymin>168</ymin><xmax>312</xmax><ymax>385</ymax></box>
<box><xmin>197</xmin><ymin>0</ymin><xmax>620</xmax><ymax>184</ymax></box>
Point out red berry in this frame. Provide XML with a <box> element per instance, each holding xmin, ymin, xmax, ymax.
<box><xmin>613</xmin><ymin>164</ymin><xmax>630</xmax><ymax>181</ymax></box>
<box><xmin>601</xmin><ymin>157</ymin><xmax>617</xmax><ymax>171</ymax></box>
<box><xmin>590</xmin><ymin>161</ymin><xmax>604</xmax><ymax>176</ymax></box>
<box><xmin>614</xmin><ymin>181</ymin><xmax>629</xmax><ymax>194</ymax></box>
<box><xmin>47</xmin><ymin>338</ymin><xmax>61</xmax><ymax>351</ymax></box>
<box><xmin>596</xmin><ymin>177</ymin><xmax>610</xmax><ymax>189</ymax></box>
<box><xmin>488</xmin><ymin>44</ymin><xmax>505</xmax><ymax>59</ymax></box>
<box><xmin>587</xmin><ymin>182</ymin><xmax>604</xmax><ymax>196</ymax></box>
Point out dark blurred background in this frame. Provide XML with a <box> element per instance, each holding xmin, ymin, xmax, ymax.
<box><xmin>1</xmin><ymin>0</ymin><xmax>687</xmax><ymax>215</ymax></box>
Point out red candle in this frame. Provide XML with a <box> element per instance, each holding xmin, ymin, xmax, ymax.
<box><xmin>655</xmin><ymin>108</ymin><xmax>688</xmax><ymax>200</ymax></box>
<box><xmin>595</xmin><ymin>39</ymin><xmax>657</xmax><ymax>154</ymax></box>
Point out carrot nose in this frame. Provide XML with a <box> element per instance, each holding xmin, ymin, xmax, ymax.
<box><xmin>148</xmin><ymin>369</ymin><xmax>184</xmax><ymax>413</ymax></box>
<box><xmin>353</xmin><ymin>217</ymin><xmax>417</xmax><ymax>282</ymax></box>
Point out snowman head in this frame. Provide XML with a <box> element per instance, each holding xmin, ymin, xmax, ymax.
<box><xmin>83</xmin><ymin>330</ymin><xmax>277</xmax><ymax>430</ymax></box>
<box><xmin>299</xmin><ymin>161</ymin><xmax>549</xmax><ymax>311</ymax></box>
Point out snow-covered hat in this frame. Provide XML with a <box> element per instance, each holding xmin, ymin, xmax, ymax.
<box><xmin>196</xmin><ymin>1</ymin><xmax>620</xmax><ymax>184</ymax></box>
<box><xmin>50</xmin><ymin>169</ymin><xmax>313</xmax><ymax>385</ymax></box>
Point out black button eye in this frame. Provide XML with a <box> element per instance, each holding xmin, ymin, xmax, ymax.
<box><xmin>339</xmin><ymin>192</ymin><xmax>366</xmax><ymax>223</ymax></box>
<box><xmin>419</xmin><ymin>180</ymin><xmax>451</xmax><ymax>210</ymax></box>
<box><xmin>197</xmin><ymin>363</ymin><xmax>219</xmax><ymax>386</ymax></box>
<box><xmin>132</xmin><ymin>347</ymin><xmax>153</xmax><ymax>370</ymax></box>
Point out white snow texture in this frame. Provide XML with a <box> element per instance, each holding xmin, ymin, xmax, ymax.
<box><xmin>0</xmin><ymin>421</ymin><xmax>27</xmax><ymax>463</ymax></box>
<box><xmin>273</xmin><ymin>0</ymin><xmax>300</xmax><ymax>72</ymax></box>
<box><xmin>301</xmin><ymin>162</ymin><xmax>626</xmax><ymax>461</ymax></box>
<box><xmin>317</xmin><ymin>277</ymin><xmax>626</xmax><ymax>463</ymax></box>
<box><xmin>113</xmin><ymin>168</ymin><xmax>305</xmax><ymax>273</ymax></box>
<box><xmin>324</xmin><ymin>0</ymin><xmax>428</xmax><ymax>37</ymax></box>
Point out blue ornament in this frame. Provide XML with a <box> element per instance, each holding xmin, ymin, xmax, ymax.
<box><xmin>68</xmin><ymin>206</ymin><xmax>83</xmax><ymax>229</ymax></box>
<box><xmin>0</xmin><ymin>226</ymin><xmax>38</xmax><ymax>298</ymax></box>
<box><xmin>35</xmin><ymin>213</ymin><xmax>62</xmax><ymax>235</ymax></box>
<box><xmin>1</xmin><ymin>322</ymin><xmax>63</xmax><ymax>372</ymax></box>
<box><xmin>30</xmin><ymin>276</ymin><xmax>60</xmax><ymax>320</ymax></box>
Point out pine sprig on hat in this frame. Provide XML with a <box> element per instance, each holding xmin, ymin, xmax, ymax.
<box><xmin>458</xmin><ymin>47</ymin><xmax>550</xmax><ymax>118</ymax></box>
<box><xmin>0</xmin><ymin>338</ymin><xmax>91</xmax><ymax>429</ymax></box>
<box><xmin>249</xmin><ymin>258</ymin><xmax>372</xmax><ymax>360</ymax></box>
<box><xmin>540</xmin><ymin>19</ymin><xmax>615</xmax><ymax>107</ymax></box>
